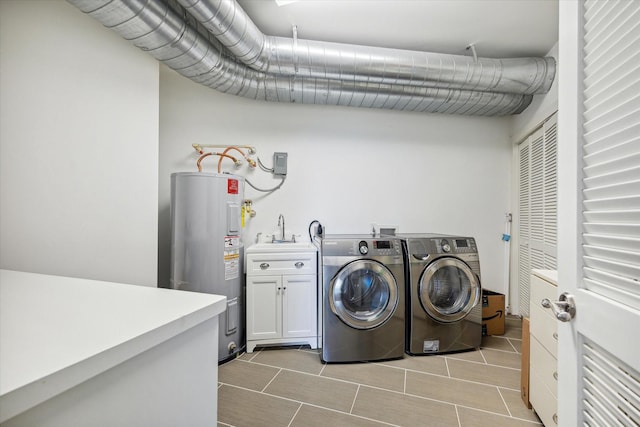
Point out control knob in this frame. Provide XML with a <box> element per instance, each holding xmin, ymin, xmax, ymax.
<box><xmin>358</xmin><ymin>241</ymin><xmax>369</xmax><ymax>255</ymax></box>
<box><xmin>441</xmin><ymin>239</ymin><xmax>451</xmax><ymax>253</ymax></box>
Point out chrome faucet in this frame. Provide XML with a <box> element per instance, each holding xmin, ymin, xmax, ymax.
<box><xmin>278</xmin><ymin>214</ymin><xmax>285</xmax><ymax>241</ymax></box>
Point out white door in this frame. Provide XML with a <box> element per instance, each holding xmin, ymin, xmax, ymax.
<box><xmin>246</xmin><ymin>276</ymin><xmax>281</xmax><ymax>340</ymax></box>
<box><xmin>282</xmin><ymin>275</ymin><xmax>316</xmax><ymax>338</ymax></box>
<box><xmin>557</xmin><ymin>1</ymin><xmax>640</xmax><ymax>425</ymax></box>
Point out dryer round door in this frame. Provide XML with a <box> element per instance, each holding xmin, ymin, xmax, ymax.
<box><xmin>329</xmin><ymin>259</ymin><xmax>399</xmax><ymax>330</ymax></box>
<box><xmin>418</xmin><ymin>257</ymin><xmax>480</xmax><ymax>323</ymax></box>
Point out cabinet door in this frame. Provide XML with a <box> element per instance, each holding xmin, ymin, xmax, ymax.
<box><xmin>247</xmin><ymin>276</ymin><xmax>282</xmax><ymax>340</ymax></box>
<box><xmin>282</xmin><ymin>275</ymin><xmax>316</xmax><ymax>338</ymax></box>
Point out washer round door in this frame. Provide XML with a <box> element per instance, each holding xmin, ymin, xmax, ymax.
<box><xmin>418</xmin><ymin>257</ymin><xmax>480</xmax><ymax>323</ymax></box>
<box><xmin>330</xmin><ymin>259</ymin><xmax>399</xmax><ymax>330</ymax></box>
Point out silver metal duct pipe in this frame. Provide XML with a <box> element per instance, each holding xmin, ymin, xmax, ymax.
<box><xmin>68</xmin><ymin>0</ymin><xmax>545</xmax><ymax>115</ymax></box>
<box><xmin>178</xmin><ymin>0</ymin><xmax>555</xmax><ymax>95</ymax></box>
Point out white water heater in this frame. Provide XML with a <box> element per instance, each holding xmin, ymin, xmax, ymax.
<box><xmin>170</xmin><ymin>172</ymin><xmax>245</xmax><ymax>362</ymax></box>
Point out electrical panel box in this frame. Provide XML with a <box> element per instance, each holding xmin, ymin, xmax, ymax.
<box><xmin>273</xmin><ymin>152</ymin><xmax>288</xmax><ymax>176</ymax></box>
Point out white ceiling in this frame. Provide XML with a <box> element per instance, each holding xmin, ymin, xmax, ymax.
<box><xmin>237</xmin><ymin>0</ymin><xmax>559</xmax><ymax>59</ymax></box>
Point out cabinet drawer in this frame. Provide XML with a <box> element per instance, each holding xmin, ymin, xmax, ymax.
<box><xmin>530</xmin><ymin>367</ymin><xmax>558</xmax><ymax>426</ymax></box>
<box><xmin>530</xmin><ymin>273</ymin><xmax>558</xmax><ymax>358</ymax></box>
<box><xmin>530</xmin><ymin>336</ymin><xmax>557</xmax><ymax>399</ymax></box>
<box><xmin>530</xmin><ymin>302</ymin><xmax>558</xmax><ymax>358</ymax></box>
<box><xmin>530</xmin><ymin>274</ymin><xmax>557</xmax><ymax>322</ymax></box>
<box><xmin>246</xmin><ymin>252</ymin><xmax>317</xmax><ymax>275</ymax></box>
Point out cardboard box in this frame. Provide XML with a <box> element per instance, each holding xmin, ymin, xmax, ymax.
<box><xmin>521</xmin><ymin>317</ymin><xmax>532</xmax><ymax>408</ymax></box>
<box><xmin>481</xmin><ymin>290</ymin><xmax>505</xmax><ymax>336</ymax></box>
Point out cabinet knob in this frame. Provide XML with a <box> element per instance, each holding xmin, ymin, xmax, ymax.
<box><xmin>260</xmin><ymin>263</ymin><xmax>270</xmax><ymax>270</ymax></box>
<box><xmin>295</xmin><ymin>262</ymin><xmax>304</xmax><ymax>268</ymax></box>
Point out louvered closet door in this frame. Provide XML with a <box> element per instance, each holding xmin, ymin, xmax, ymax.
<box><xmin>518</xmin><ymin>140</ymin><xmax>532</xmax><ymax>316</ymax></box>
<box><xmin>557</xmin><ymin>1</ymin><xmax>640</xmax><ymax>425</ymax></box>
<box><xmin>517</xmin><ymin>114</ymin><xmax>557</xmax><ymax>317</ymax></box>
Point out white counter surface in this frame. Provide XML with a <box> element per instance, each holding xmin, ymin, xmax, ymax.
<box><xmin>532</xmin><ymin>269</ymin><xmax>558</xmax><ymax>285</ymax></box>
<box><xmin>0</xmin><ymin>269</ymin><xmax>226</xmax><ymax>423</ymax></box>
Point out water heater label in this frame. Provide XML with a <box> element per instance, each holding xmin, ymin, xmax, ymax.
<box><xmin>224</xmin><ymin>236</ymin><xmax>240</xmax><ymax>248</ymax></box>
<box><xmin>227</xmin><ymin>179</ymin><xmax>239</xmax><ymax>194</ymax></box>
<box><xmin>224</xmin><ymin>249</ymin><xmax>240</xmax><ymax>280</ymax></box>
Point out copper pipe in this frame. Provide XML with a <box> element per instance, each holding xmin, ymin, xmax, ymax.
<box><xmin>197</xmin><ymin>152</ymin><xmax>237</xmax><ymax>172</ymax></box>
<box><xmin>218</xmin><ymin>146</ymin><xmax>245</xmax><ymax>172</ymax></box>
<box><xmin>193</xmin><ymin>143</ymin><xmax>255</xmax><ymax>154</ymax></box>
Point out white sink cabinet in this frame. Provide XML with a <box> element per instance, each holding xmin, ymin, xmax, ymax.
<box><xmin>245</xmin><ymin>245</ymin><xmax>318</xmax><ymax>353</ymax></box>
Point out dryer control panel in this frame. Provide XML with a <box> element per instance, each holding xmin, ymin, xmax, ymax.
<box><xmin>436</xmin><ymin>238</ymin><xmax>477</xmax><ymax>254</ymax></box>
<box><xmin>452</xmin><ymin>238</ymin><xmax>477</xmax><ymax>253</ymax></box>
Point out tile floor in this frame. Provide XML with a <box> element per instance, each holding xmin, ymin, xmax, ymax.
<box><xmin>218</xmin><ymin>317</ymin><xmax>541</xmax><ymax>427</ymax></box>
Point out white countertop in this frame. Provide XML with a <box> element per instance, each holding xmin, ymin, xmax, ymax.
<box><xmin>532</xmin><ymin>269</ymin><xmax>558</xmax><ymax>285</ymax></box>
<box><xmin>0</xmin><ymin>269</ymin><xmax>226</xmax><ymax>422</ymax></box>
<box><xmin>246</xmin><ymin>241</ymin><xmax>318</xmax><ymax>254</ymax></box>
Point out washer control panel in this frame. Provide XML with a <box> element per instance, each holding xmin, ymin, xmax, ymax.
<box><xmin>322</xmin><ymin>237</ymin><xmax>402</xmax><ymax>257</ymax></box>
<box><xmin>372</xmin><ymin>239</ymin><xmax>401</xmax><ymax>256</ymax></box>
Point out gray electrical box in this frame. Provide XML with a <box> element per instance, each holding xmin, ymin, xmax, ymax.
<box><xmin>273</xmin><ymin>152</ymin><xmax>288</xmax><ymax>176</ymax></box>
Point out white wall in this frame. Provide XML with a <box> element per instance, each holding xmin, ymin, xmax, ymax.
<box><xmin>159</xmin><ymin>66</ymin><xmax>513</xmax><ymax>294</ymax></box>
<box><xmin>0</xmin><ymin>0</ymin><xmax>159</xmax><ymax>286</ymax></box>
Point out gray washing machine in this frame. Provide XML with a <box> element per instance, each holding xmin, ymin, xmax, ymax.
<box><xmin>397</xmin><ymin>233</ymin><xmax>482</xmax><ymax>355</ymax></box>
<box><xmin>321</xmin><ymin>235</ymin><xmax>405</xmax><ymax>363</ymax></box>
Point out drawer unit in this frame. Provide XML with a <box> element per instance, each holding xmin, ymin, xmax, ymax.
<box><xmin>530</xmin><ymin>302</ymin><xmax>558</xmax><ymax>358</ymax></box>
<box><xmin>530</xmin><ymin>367</ymin><xmax>558</xmax><ymax>427</ymax></box>
<box><xmin>529</xmin><ymin>269</ymin><xmax>558</xmax><ymax>426</ymax></box>
<box><xmin>246</xmin><ymin>252</ymin><xmax>316</xmax><ymax>276</ymax></box>
<box><xmin>245</xmin><ymin>250</ymin><xmax>318</xmax><ymax>353</ymax></box>
<box><xmin>530</xmin><ymin>336</ymin><xmax>558</xmax><ymax>399</ymax></box>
